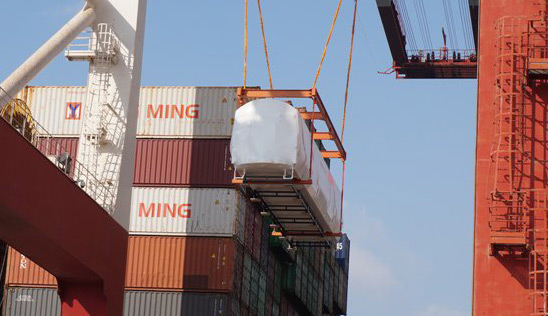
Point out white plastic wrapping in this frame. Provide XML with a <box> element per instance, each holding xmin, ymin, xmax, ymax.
<box><xmin>231</xmin><ymin>99</ymin><xmax>341</xmax><ymax>233</ymax></box>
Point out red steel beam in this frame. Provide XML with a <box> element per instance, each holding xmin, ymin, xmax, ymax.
<box><xmin>0</xmin><ymin>117</ymin><xmax>127</xmax><ymax>315</ymax></box>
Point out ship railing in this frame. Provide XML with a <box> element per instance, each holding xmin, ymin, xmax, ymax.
<box><xmin>65</xmin><ymin>28</ymin><xmax>95</xmax><ymax>54</ymax></box>
<box><xmin>0</xmin><ymin>86</ymin><xmax>116</xmax><ymax>214</ymax></box>
<box><xmin>405</xmin><ymin>48</ymin><xmax>477</xmax><ymax>63</ymax></box>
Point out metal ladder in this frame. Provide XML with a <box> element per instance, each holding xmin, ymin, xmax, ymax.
<box><xmin>525</xmin><ymin>17</ymin><xmax>548</xmax><ymax>316</ymax></box>
<box><xmin>79</xmin><ymin>23</ymin><xmax>118</xmax><ymax>207</ymax></box>
<box><xmin>489</xmin><ymin>16</ymin><xmax>530</xmax><ymax>253</ymax></box>
<box><xmin>530</xmin><ymin>191</ymin><xmax>548</xmax><ymax>315</ymax></box>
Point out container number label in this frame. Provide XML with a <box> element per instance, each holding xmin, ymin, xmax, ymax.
<box><xmin>20</xmin><ymin>254</ymin><xmax>28</xmax><ymax>269</ymax></box>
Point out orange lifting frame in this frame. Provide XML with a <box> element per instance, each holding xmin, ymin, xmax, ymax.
<box><xmin>235</xmin><ymin>88</ymin><xmax>346</xmax><ymax>246</ymax></box>
<box><xmin>237</xmin><ymin>88</ymin><xmax>347</xmax><ymax>161</ymax></box>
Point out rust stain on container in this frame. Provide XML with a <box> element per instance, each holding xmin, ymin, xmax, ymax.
<box><xmin>133</xmin><ymin>139</ymin><xmax>233</xmax><ymax>187</ymax></box>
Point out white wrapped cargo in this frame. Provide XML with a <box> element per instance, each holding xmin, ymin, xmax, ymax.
<box><xmin>231</xmin><ymin>99</ymin><xmax>341</xmax><ymax>234</ymax></box>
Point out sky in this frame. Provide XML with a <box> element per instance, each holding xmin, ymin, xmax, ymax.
<box><xmin>0</xmin><ymin>1</ymin><xmax>477</xmax><ymax>315</ymax></box>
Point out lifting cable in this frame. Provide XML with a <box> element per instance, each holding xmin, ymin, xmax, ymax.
<box><xmin>413</xmin><ymin>0</ymin><xmax>433</xmax><ymax>50</ymax></box>
<box><xmin>312</xmin><ymin>0</ymin><xmax>343</xmax><ymax>90</ymax></box>
<box><xmin>457</xmin><ymin>0</ymin><xmax>474</xmax><ymax>51</ymax></box>
<box><xmin>447</xmin><ymin>0</ymin><xmax>459</xmax><ymax>49</ymax></box>
<box><xmin>243</xmin><ymin>0</ymin><xmax>248</xmax><ymax>88</ymax></box>
<box><xmin>256</xmin><ymin>0</ymin><xmax>273</xmax><ymax>89</ymax></box>
<box><xmin>396</xmin><ymin>0</ymin><xmax>418</xmax><ymax>52</ymax></box>
<box><xmin>442</xmin><ymin>0</ymin><xmax>459</xmax><ymax>50</ymax></box>
<box><xmin>339</xmin><ymin>0</ymin><xmax>358</xmax><ymax>232</ymax></box>
<box><xmin>341</xmin><ymin>0</ymin><xmax>356</xmax><ymax>145</ymax></box>
<box><xmin>442</xmin><ymin>0</ymin><xmax>454</xmax><ymax>48</ymax></box>
<box><xmin>242</xmin><ymin>0</ymin><xmax>273</xmax><ymax>89</ymax></box>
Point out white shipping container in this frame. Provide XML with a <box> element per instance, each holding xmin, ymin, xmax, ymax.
<box><xmin>23</xmin><ymin>86</ymin><xmax>86</xmax><ymax>136</ymax></box>
<box><xmin>137</xmin><ymin>86</ymin><xmax>238</xmax><ymax>138</ymax></box>
<box><xmin>22</xmin><ymin>86</ymin><xmax>238</xmax><ymax>138</ymax></box>
<box><xmin>130</xmin><ymin>187</ymin><xmax>246</xmax><ymax>238</ymax></box>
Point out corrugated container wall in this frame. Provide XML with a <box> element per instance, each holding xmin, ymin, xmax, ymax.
<box><xmin>37</xmin><ymin>137</ymin><xmax>235</xmax><ymax>187</ymax></box>
<box><xmin>125</xmin><ymin>236</ymin><xmax>236</xmax><ymax>291</ymax></box>
<box><xmin>3</xmin><ymin>288</ymin><xmax>230</xmax><ymax>316</ymax></box>
<box><xmin>5</xmin><ymin>248</ymin><xmax>56</xmax><ymax>288</ymax></box>
<box><xmin>129</xmin><ymin>188</ymin><xmax>245</xmax><ymax>238</ymax></box>
<box><xmin>124</xmin><ymin>291</ymin><xmax>229</xmax><ymax>316</ymax></box>
<box><xmin>6</xmin><ymin>237</ymin><xmax>240</xmax><ymax>291</ymax></box>
<box><xmin>22</xmin><ymin>86</ymin><xmax>238</xmax><ymax>138</ymax></box>
<box><xmin>24</xmin><ymin>86</ymin><xmax>86</xmax><ymax>136</ymax></box>
<box><xmin>36</xmin><ymin>138</ymin><xmax>79</xmax><ymax>176</ymax></box>
<box><xmin>137</xmin><ymin>86</ymin><xmax>237</xmax><ymax>138</ymax></box>
<box><xmin>134</xmin><ymin>139</ymin><xmax>233</xmax><ymax>187</ymax></box>
<box><xmin>3</xmin><ymin>287</ymin><xmax>60</xmax><ymax>316</ymax></box>
<box><xmin>37</xmin><ymin>138</ymin><xmax>79</xmax><ymax>161</ymax></box>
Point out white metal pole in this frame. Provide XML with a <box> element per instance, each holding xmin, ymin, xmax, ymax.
<box><xmin>0</xmin><ymin>6</ymin><xmax>96</xmax><ymax>104</ymax></box>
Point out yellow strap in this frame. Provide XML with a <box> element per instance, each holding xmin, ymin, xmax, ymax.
<box><xmin>312</xmin><ymin>0</ymin><xmax>343</xmax><ymax>89</ymax></box>
<box><xmin>339</xmin><ymin>0</ymin><xmax>358</xmax><ymax>232</ymax></box>
<box><xmin>341</xmin><ymin>0</ymin><xmax>358</xmax><ymax>143</ymax></box>
<box><xmin>257</xmin><ymin>0</ymin><xmax>273</xmax><ymax>89</ymax></box>
<box><xmin>243</xmin><ymin>0</ymin><xmax>248</xmax><ymax>88</ymax></box>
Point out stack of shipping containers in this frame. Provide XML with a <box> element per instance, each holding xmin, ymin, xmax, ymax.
<box><xmin>1</xmin><ymin>86</ymin><xmax>349</xmax><ymax>316</ymax></box>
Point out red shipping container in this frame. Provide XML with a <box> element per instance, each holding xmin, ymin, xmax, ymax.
<box><xmin>232</xmin><ymin>242</ymin><xmax>244</xmax><ymax>300</ymax></box>
<box><xmin>37</xmin><ymin>137</ymin><xmax>79</xmax><ymax>176</ymax></box>
<box><xmin>134</xmin><ymin>138</ymin><xmax>233</xmax><ymax>187</ymax></box>
<box><xmin>242</xmin><ymin>198</ymin><xmax>262</xmax><ymax>262</ymax></box>
<box><xmin>244</xmin><ymin>200</ymin><xmax>255</xmax><ymax>255</ymax></box>
<box><xmin>252</xmin><ymin>208</ymin><xmax>263</xmax><ymax>262</ymax></box>
<box><xmin>40</xmin><ymin>138</ymin><xmax>235</xmax><ymax>187</ymax></box>
<box><xmin>281</xmin><ymin>294</ymin><xmax>288</xmax><ymax>316</ymax></box>
<box><xmin>265</xmin><ymin>295</ymin><xmax>273</xmax><ymax>316</ymax></box>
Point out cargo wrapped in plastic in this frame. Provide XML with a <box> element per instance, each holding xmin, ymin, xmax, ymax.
<box><xmin>231</xmin><ymin>99</ymin><xmax>341</xmax><ymax>234</ymax></box>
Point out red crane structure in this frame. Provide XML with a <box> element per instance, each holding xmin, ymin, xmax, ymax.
<box><xmin>0</xmin><ymin>93</ymin><xmax>127</xmax><ymax>315</ymax></box>
<box><xmin>475</xmin><ymin>2</ymin><xmax>548</xmax><ymax>314</ymax></box>
<box><xmin>377</xmin><ymin>0</ymin><xmax>548</xmax><ymax>314</ymax></box>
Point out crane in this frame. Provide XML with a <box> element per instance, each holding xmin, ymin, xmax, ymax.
<box><xmin>0</xmin><ymin>0</ymin><xmax>146</xmax><ymax>314</ymax></box>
